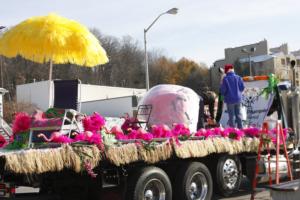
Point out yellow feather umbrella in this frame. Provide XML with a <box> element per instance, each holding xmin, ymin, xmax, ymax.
<box><xmin>0</xmin><ymin>13</ymin><xmax>109</xmax><ymax>107</ymax></box>
<box><xmin>0</xmin><ymin>13</ymin><xmax>108</xmax><ymax>66</ymax></box>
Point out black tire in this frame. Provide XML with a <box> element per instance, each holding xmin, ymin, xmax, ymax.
<box><xmin>174</xmin><ymin>162</ymin><xmax>213</xmax><ymax>200</ymax></box>
<box><xmin>126</xmin><ymin>166</ymin><xmax>172</xmax><ymax>200</ymax></box>
<box><xmin>215</xmin><ymin>155</ymin><xmax>242</xmax><ymax>197</ymax></box>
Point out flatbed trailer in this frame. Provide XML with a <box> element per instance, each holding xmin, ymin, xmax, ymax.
<box><xmin>1</xmin><ymin>76</ymin><xmax>300</xmax><ymax>200</ymax></box>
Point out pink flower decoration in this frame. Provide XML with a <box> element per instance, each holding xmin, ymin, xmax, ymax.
<box><xmin>127</xmin><ymin>130</ymin><xmax>138</xmax><ymax>139</ymax></box>
<box><xmin>12</xmin><ymin>112</ymin><xmax>31</xmax><ymax>134</ymax></box>
<box><xmin>74</xmin><ymin>133</ymin><xmax>86</xmax><ymax>141</ymax></box>
<box><xmin>38</xmin><ymin>132</ymin><xmax>74</xmax><ymax>143</ymax></box>
<box><xmin>151</xmin><ymin>125</ymin><xmax>173</xmax><ymax>138</ymax></box>
<box><xmin>110</xmin><ymin>126</ymin><xmax>124</xmax><ymax>135</ymax></box>
<box><xmin>115</xmin><ymin>132</ymin><xmax>128</xmax><ymax>140</ymax></box>
<box><xmin>84</xmin><ymin>161</ymin><xmax>97</xmax><ymax>178</ymax></box>
<box><xmin>213</xmin><ymin>127</ymin><xmax>224</xmax><ymax>137</ymax></box>
<box><xmin>83</xmin><ymin>112</ymin><xmax>105</xmax><ymax>132</ymax></box>
<box><xmin>87</xmin><ymin>133</ymin><xmax>102</xmax><ymax>145</ymax></box>
<box><xmin>221</xmin><ymin>128</ymin><xmax>244</xmax><ymax>140</ymax></box>
<box><xmin>74</xmin><ymin>131</ymin><xmax>94</xmax><ymax>142</ymax></box>
<box><xmin>120</xmin><ymin>114</ymin><xmax>140</xmax><ymax>133</ymax></box>
<box><xmin>268</xmin><ymin>128</ymin><xmax>288</xmax><ymax>144</ymax></box>
<box><xmin>195</xmin><ymin>128</ymin><xmax>207</xmax><ymax>137</ymax></box>
<box><xmin>54</xmin><ymin>135</ymin><xmax>74</xmax><ymax>143</ymax></box>
<box><xmin>137</xmin><ymin>133</ymin><xmax>153</xmax><ymax>141</ymax></box>
<box><xmin>243</xmin><ymin>127</ymin><xmax>260</xmax><ymax>137</ymax></box>
<box><xmin>172</xmin><ymin>124</ymin><xmax>190</xmax><ymax>137</ymax></box>
<box><xmin>0</xmin><ymin>135</ymin><xmax>7</xmax><ymax>148</ymax></box>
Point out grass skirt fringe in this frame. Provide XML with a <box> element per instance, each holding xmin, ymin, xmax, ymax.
<box><xmin>105</xmin><ymin>143</ymin><xmax>139</xmax><ymax>166</ymax></box>
<box><xmin>0</xmin><ymin>137</ymin><xmax>275</xmax><ymax>173</ymax></box>
<box><xmin>173</xmin><ymin>137</ymin><xmax>268</xmax><ymax>159</ymax></box>
<box><xmin>1</xmin><ymin>144</ymin><xmax>101</xmax><ymax>174</ymax></box>
<box><xmin>138</xmin><ymin>141</ymin><xmax>173</xmax><ymax>163</ymax></box>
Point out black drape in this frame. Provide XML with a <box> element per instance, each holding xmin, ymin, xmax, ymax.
<box><xmin>53</xmin><ymin>80</ymin><xmax>79</xmax><ymax>110</ymax></box>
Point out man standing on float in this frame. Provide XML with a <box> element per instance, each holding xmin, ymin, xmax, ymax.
<box><xmin>220</xmin><ymin>64</ymin><xmax>245</xmax><ymax>129</ymax></box>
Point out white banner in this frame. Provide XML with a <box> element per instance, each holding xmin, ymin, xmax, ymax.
<box><xmin>220</xmin><ymin>80</ymin><xmax>274</xmax><ymax>128</ymax></box>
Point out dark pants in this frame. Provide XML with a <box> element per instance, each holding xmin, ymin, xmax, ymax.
<box><xmin>197</xmin><ymin>98</ymin><xmax>205</xmax><ymax>130</ymax></box>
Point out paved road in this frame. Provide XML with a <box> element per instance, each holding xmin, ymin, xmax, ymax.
<box><xmin>16</xmin><ymin>178</ymin><xmax>271</xmax><ymax>200</ymax></box>
<box><xmin>213</xmin><ymin>178</ymin><xmax>271</xmax><ymax>200</ymax></box>
<box><xmin>215</xmin><ymin>189</ymin><xmax>270</xmax><ymax>200</ymax></box>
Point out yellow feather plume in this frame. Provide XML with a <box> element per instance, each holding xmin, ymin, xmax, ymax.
<box><xmin>0</xmin><ymin>13</ymin><xmax>108</xmax><ymax>66</ymax></box>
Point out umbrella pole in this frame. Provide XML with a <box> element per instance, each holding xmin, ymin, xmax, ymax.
<box><xmin>48</xmin><ymin>59</ymin><xmax>53</xmax><ymax>108</ymax></box>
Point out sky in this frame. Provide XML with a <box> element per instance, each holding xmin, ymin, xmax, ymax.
<box><xmin>1</xmin><ymin>0</ymin><xmax>300</xmax><ymax>66</ymax></box>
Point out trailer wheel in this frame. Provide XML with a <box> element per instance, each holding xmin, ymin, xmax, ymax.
<box><xmin>215</xmin><ymin>155</ymin><xmax>242</xmax><ymax>197</ymax></box>
<box><xmin>174</xmin><ymin>162</ymin><xmax>213</xmax><ymax>200</ymax></box>
<box><xmin>126</xmin><ymin>166</ymin><xmax>172</xmax><ymax>200</ymax></box>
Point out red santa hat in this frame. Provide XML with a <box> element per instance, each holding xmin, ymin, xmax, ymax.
<box><xmin>224</xmin><ymin>64</ymin><xmax>234</xmax><ymax>73</ymax></box>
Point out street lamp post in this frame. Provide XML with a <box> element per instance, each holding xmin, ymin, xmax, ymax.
<box><xmin>144</xmin><ymin>8</ymin><xmax>178</xmax><ymax>90</ymax></box>
<box><xmin>0</xmin><ymin>26</ymin><xmax>5</xmax><ymax>88</ymax></box>
<box><xmin>242</xmin><ymin>47</ymin><xmax>256</xmax><ymax>76</ymax></box>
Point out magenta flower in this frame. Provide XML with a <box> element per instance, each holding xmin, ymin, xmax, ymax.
<box><xmin>12</xmin><ymin>112</ymin><xmax>31</xmax><ymax>134</ymax></box>
<box><xmin>38</xmin><ymin>132</ymin><xmax>74</xmax><ymax>143</ymax></box>
<box><xmin>120</xmin><ymin>113</ymin><xmax>140</xmax><ymax>133</ymax></box>
<box><xmin>127</xmin><ymin>130</ymin><xmax>139</xmax><ymax>139</ymax></box>
<box><xmin>83</xmin><ymin>112</ymin><xmax>105</xmax><ymax>132</ymax></box>
<box><xmin>172</xmin><ymin>124</ymin><xmax>191</xmax><ymax>137</ymax></box>
<box><xmin>110</xmin><ymin>126</ymin><xmax>124</xmax><ymax>136</ymax></box>
<box><xmin>213</xmin><ymin>127</ymin><xmax>224</xmax><ymax>137</ymax></box>
<box><xmin>0</xmin><ymin>135</ymin><xmax>7</xmax><ymax>148</ymax></box>
<box><xmin>243</xmin><ymin>127</ymin><xmax>260</xmax><ymax>137</ymax></box>
<box><xmin>222</xmin><ymin>128</ymin><xmax>244</xmax><ymax>140</ymax></box>
<box><xmin>137</xmin><ymin>133</ymin><xmax>153</xmax><ymax>141</ymax></box>
<box><xmin>87</xmin><ymin>133</ymin><xmax>102</xmax><ymax>145</ymax></box>
<box><xmin>74</xmin><ymin>133</ymin><xmax>86</xmax><ymax>141</ymax></box>
<box><xmin>115</xmin><ymin>132</ymin><xmax>128</xmax><ymax>140</ymax></box>
<box><xmin>84</xmin><ymin>161</ymin><xmax>97</xmax><ymax>178</ymax></box>
<box><xmin>268</xmin><ymin>127</ymin><xmax>288</xmax><ymax>144</ymax></box>
<box><xmin>195</xmin><ymin>128</ymin><xmax>207</xmax><ymax>137</ymax></box>
<box><xmin>151</xmin><ymin>125</ymin><xmax>173</xmax><ymax>138</ymax></box>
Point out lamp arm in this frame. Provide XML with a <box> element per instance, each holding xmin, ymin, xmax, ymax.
<box><xmin>145</xmin><ymin>13</ymin><xmax>166</xmax><ymax>33</ymax></box>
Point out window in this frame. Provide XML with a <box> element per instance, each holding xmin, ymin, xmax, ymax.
<box><xmin>286</xmin><ymin>57</ymin><xmax>290</xmax><ymax>65</ymax></box>
<box><xmin>281</xmin><ymin>59</ymin><xmax>286</xmax><ymax>65</ymax></box>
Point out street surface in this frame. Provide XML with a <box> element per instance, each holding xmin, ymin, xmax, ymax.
<box><xmin>214</xmin><ymin>178</ymin><xmax>270</xmax><ymax>200</ymax></box>
<box><xmin>16</xmin><ymin>178</ymin><xmax>272</xmax><ymax>200</ymax></box>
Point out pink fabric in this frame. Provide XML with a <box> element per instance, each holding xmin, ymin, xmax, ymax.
<box><xmin>31</xmin><ymin>118</ymin><xmax>63</xmax><ymax>127</ymax></box>
<box><xmin>31</xmin><ymin>110</ymin><xmax>62</xmax><ymax>127</ymax></box>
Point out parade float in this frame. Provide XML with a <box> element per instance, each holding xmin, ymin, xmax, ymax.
<box><xmin>0</xmin><ymin>74</ymin><xmax>295</xmax><ymax>200</ymax></box>
<box><xmin>0</xmin><ymin>13</ymin><xmax>298</xmax><ymax>200</ymax></box>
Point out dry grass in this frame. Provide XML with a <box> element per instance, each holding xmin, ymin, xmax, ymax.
<box><xmin>0</xmin><ymin>137</ymin><xmax>275</xmax><ymax>173</ymax></box>
<box><xmin>2</xmin><ymin>144</ymin><xmax>101</xmax><ymax>174</ymax></box>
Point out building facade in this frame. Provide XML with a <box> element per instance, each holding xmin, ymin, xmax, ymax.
<box><xmin>210</xmin><ymin>40</ymin><xmax>300</xmax><ymax>91</ymax></box>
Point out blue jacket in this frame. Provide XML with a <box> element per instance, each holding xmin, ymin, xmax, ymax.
<box><xmin>220</xmin><ymin>72</ymin><xmax>245</xmax><ymax>104</ymax></box>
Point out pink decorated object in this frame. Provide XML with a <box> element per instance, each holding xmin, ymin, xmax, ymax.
<box><xmin>139</xmin><ymin>84</ymin><xmax>200</xmax><ymax>133</ymax></box>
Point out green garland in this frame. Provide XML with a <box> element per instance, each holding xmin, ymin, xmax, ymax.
<box><xmin>260</xmin><ymin>74</ymin><xmax>279</xmax><ymax>99</ymax></box>
<box><xmin>5</xmin><ymin>132</ymin><xmax>30</xmax><ymax>150</ymax></box>
<box><xmin>45</xmin><ymin>108</ymin><xmax>65</xmax><ymax>118</ymax></box>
